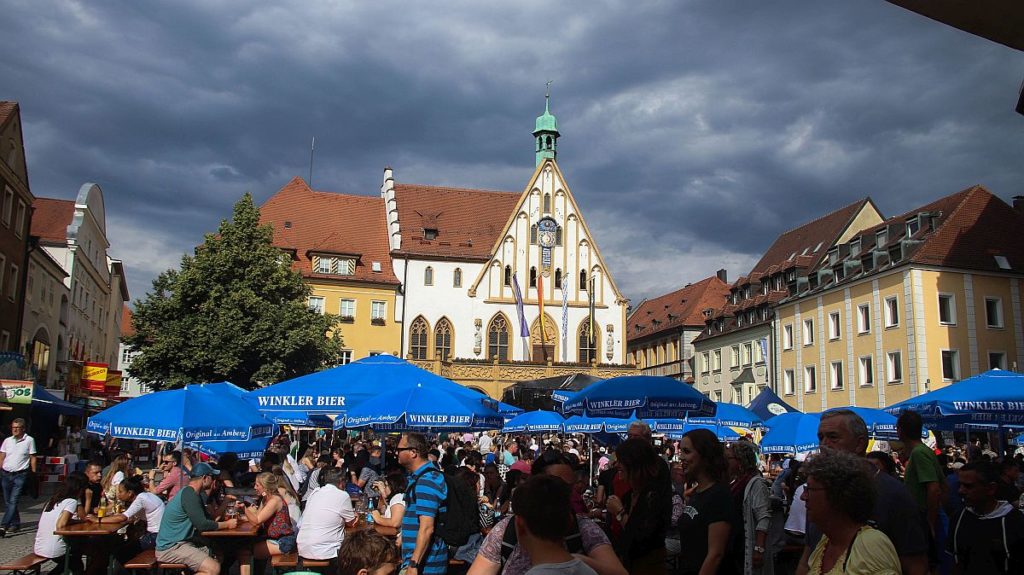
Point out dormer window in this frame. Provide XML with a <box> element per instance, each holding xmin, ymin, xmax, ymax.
<box><xmin>905</xmin><ymin>217</ymin><xmax>920</xmax><ymax>237</ymax></box>
<box><xmin>876</xmin><ymin>229</ymin><xmax>888</xmax><ymax>247</ymax></box>
<box><xmin>889</xmin><ymin>244</ymin><xmax>903</xmax><ymax>263</ymax></box>
<box><xmin>849</xmin><ymin>238</ymin><xmax>861</xmax><ymax>257</ymax></box>
<box><xmin>423</xmin><ymin>228</ymin><xmax>438</xmax><ymax>241</ymax></box>
<box><xmin>827</xmin><ymin>248</ymin><xmax>839</xmax><ymax>265</ymax></box>
<box><xmin>314</xmin><ymin>256</ymin><xmax>356</xmax><ymax>276</ymax></box>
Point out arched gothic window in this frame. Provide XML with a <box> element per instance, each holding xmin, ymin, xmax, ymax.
<box><xmin>424</xmin><ymin>266</ymin><xmax>434</xmax><ymax>286</ymax></box>
<box><xmin>504</xmin><ymin>265</ymin><xmax>512</xmax><ymax>287</ymax></box>
<box><xmin>554</xmin><ymin>268</ymin><xmax>562</xmax><ymax>289</ymax></box>
<box><xmin>530</xmin><ymin>225</ymin><xmax>538</xmax><ymax>244</ymax></box>
<box><xmin>530</xmin><ymin>266</ymin><xmax>537</xmax><ymax>288</ymax></box>
<box><xmin>580</xmin><ymin>269</ymin><xmax>588</xmax><ymax>291</ymax></box>
<box><xmin>543</xmin><ymin>193</ymin><xmax>551</xmax><ymax>213</ymax></box>
<box><xmin>556</xmin><ymin>225</ymin><xmax>563</xmax><ymax>246</ymax></box>
<box><xmin>434</xmin><ymin>318</ymin><xmax>453</xmax><ymax>361</ymax></box>
<box><xmin>488</xmin><ymin>315</ymin><xmax>510</xmax><ymax>361</ymax></box>
<box><xmin>578</xmin><ymin>320</ymin><xmax>599</xmax><ymax>363</ymax></box>
<box><xmin>410</xmin><ymin>317</ymin><xmax>430</xmax><ymax>360</ymax></box>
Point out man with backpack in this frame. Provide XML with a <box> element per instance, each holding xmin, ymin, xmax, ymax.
<box><xmin>399</xmin><ymin>433</ymin><xmax>450</xmax><ymax>575</ymax></box>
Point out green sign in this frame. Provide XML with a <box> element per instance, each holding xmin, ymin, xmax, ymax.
<box><xmin>0</xmin><ymin>380</ymin><xmax>34</xmax><ymax>404</ymax></box>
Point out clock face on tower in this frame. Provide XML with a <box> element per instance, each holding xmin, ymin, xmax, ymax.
<box><xmin>537</xmin><ymin>217</ymin><xmax>558</xmax><ymax>248</ymax></box>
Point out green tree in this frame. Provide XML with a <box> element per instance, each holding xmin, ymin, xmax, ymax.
<box><xmin>126</xmin><ymin>193</ymin><xmax>342</xmax><ymax>390</ymax></box>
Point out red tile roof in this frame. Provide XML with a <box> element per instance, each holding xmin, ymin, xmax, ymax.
<box><xmin>31</xmin><ymin>197</ymin><xmax>75</xmax><ymax>243</ymax></box>
<box><xmin>260</xmin><ymin>177</ymin><xmax>400</xmax><ymax>286</ymax></box>
<box><xmin>391</xmin><ymin>183</ymin><xmax>521</xmax><ymax>260</ymax></box>
<box><xmin>121</xmin><ymin>305</ymin><xmax>135</xmax><ymax>338</ymax></box>
<box><xmin>744</xmin><ymin>198</ymin><xmax>875</xmax><ymax>283</ymax></box>
<box><xmin>627</xmin><ymin>276</ymin><xmax>731</xmax><ymax>341</ymax></box>
<box><xmin>0</xmin><ymin>101</ymin><xmax>17</xmax><ymax>128</ymax></box>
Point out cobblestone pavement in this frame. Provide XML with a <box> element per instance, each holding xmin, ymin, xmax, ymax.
<box><xmin>0</xmin><ymin>496</ymin><xmax>48</xmax><ymax>565</ymax></box>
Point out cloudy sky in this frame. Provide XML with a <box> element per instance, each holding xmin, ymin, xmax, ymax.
<box><xmin>3</xmin><ymin>1</ymin><xmax>1022</xmax><ymax>305</ymax></box>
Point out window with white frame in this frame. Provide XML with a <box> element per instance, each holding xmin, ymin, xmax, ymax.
<box><xmin>905</xmin><ymin>217</ymin><xmax>920</xmax><ymax>237</ymax></box>
<box><xmin>830</xmin><ymin>361</ymin><xmax>843</xmax><ymax>390</ymax></box>
<box><xmin>985</xmin><ymin>297</ymin><xmax>1003</xmax><ymax>328</ymax></box>
<box><xmin>857</xmin><ymin>304</ymin><xmax>870</xmax><ymax>334</ymax></box>
<box><xmin>887</xmin><ymin>351</ymin><xmax>902</xmax><ymax>383</ymax></box>
<box><xmin>339</xmin><ymin>299</ymin><xmax>356</xmax><ymax>318</ymax></box>
<box><xmin>859</xmin><ymin>356</ymin><xmax>873</xmax><ymax>387</ymax></box>
<box><xmin>884</xmin><ymin>297</ymin><xmax>899</xmax><ymax>328</ymax></box>
<box><xmin>754</xmin><ymin>340</ymin><xmax>764</xmax><ymax>363</ymax></box>
<box><xmin>989</xmin><ymin>351</ymin><xmax>1007</xmax><ymax>370</ymax></box>
<box><xmin>14</xmin><ymin>200</ymin><xmax>26</xmax><ymax>239</ymax></box>
<box><xmin>784</xmin><ymin>369</ymin><xmax>795</xmax><ymax>395</ymax></box>
<box><xmin>804</xmin><ymin>365</ymin><xmax>817</xmax><ymax>393</ymax></box>
<box><xmin>829</xmin><ymin>312</ymin><xmax>841</xmax><ymax>340</ymax></box>
<box><xmin>743</xmin><ymin>343</ymin><xmax>752</xmax><ymax>366</ymax></box>
<box><xmin>7</xmin><ymin>264</ymin><xmax>17</xmax><ymax>300</ymax></box>
<box><xmin>701</xmin><ymin>352</ymin><xmax>710</xmax><ymax>374</ymax></box>
<box><xmin>308</xmin><ymin>296</ymin><xmax>325</xmax><ymax>314</ymax></box>
<box><xmin>1</xmin><ymin>188</ymin><xmax>12</xmax><ymax>227</ymax></box>
<box><xmin>371</xmin><ymin>300</ymin><xmax>386</xmax><ymax>320</ymax></box>
<box><xmin>938</xmin><ymin>294</ymin><xmax>956</xmax><ymax>325</ymax></box>
<box><xmin>338</xmin><ymin>350</ymin><xmax>353</xmax><ymax>365</ymax></box>
<box><xmin>783</xmin><ymin>324</ymin><xmax>793</xmax><ymax>350</ymax></box>
<box><xmin>803</xmin><ymin>319</ymin><xmax>814</xmax><ymax>346</ymax></box>
<box><xmin>941</xmin><ymin>350</ymin><xmax>959</xmax><ymax>381</ymax></box>
<box><xmin>730</xmin><ymin>346</ymin><xmax>739</xmax><ymax>368</ymax></box>
<box><xmin>712</xmin><ymin>350</ymin><xmax>722</xmax><ymax>371</ymax></box>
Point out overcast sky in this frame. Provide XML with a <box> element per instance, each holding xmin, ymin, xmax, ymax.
<box><xmin>3</xmin><ymin>1</ymin><xmax>1022</xmax><ymax>306</ymax></box>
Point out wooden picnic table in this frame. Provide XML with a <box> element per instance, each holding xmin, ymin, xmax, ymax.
<box><xmin>55</xmin><ymin>519</ymin><xmax>127</xmax><ymax>575</ymax></box>
<box><xmin>201</xmin><ymin>519</ymin><xmax>261</xmax><ymax>538</ymax></box>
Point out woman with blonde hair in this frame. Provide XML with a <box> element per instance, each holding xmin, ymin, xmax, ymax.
<box><xmin>101</xmin><ymin>452</ymin><xmax>132</xmax><ymax>502</ymax></box>
<box><xmin>240</xmin><ymin>472</ymin><xmax>295</xmax><ymax>574</ymax></box>
<box><xmin>270</xmin><ymin>465</ymin><xmax>302</xmax><ymax>528</ymax></box>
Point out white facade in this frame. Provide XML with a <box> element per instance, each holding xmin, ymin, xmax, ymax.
<box><xmin>386</xmin><ymin>160</ymin><xmax>628</xmax><ymax>364</ymax></box>
<box><xmin>40</xmin><ymin>183</ymin><xmax>125</xmax><ymax>368</ymax></box>
<box><xmin>20</xmin><ymin>247</ymin><xmax>70</xmax><ymax>387</ymax></box>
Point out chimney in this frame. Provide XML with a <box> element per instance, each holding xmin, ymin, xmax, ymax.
<box><xmin>716</xmin><ymin>268</ymin><xmax>728</xmax><ymax>283</ymax></box>
<box><xmin>1013</xmin><ymin>196</ymin><xmax>1024</xmax><ymax>215</ymax></box>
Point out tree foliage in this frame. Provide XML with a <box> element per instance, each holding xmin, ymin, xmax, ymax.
<box><xmin>125</xmin><ymin>193</ymin><xmax>342</xmax><ymax>390</ymax></box>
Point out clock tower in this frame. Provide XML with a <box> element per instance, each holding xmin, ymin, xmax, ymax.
<box><xmin>533</xmin><ymin>89</ymin><xmax>559</xmax><ymax>167</ymax></box>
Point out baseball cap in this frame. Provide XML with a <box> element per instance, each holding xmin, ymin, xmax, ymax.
<box><xmin>189</xmin><ymin>462</ymin><xmax>221</xmax><ymax>478</ymax></box>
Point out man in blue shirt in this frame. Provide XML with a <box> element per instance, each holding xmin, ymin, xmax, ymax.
<box><xmin>399</xmin><ymin>433</ymin><xmax>448</xmax><ymax>575</ymax></box>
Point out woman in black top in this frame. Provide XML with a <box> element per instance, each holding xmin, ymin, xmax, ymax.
<box><xmin>605</xmin><ymin>438</ymin><xmax>673</xmax><ymax>574</ymax></box>
<box><xmin>677</xmin><ymin>428</ymin><xmax>735</xmax><ymax>575</ymax></box>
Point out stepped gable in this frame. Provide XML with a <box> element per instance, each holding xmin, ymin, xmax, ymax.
<box><xmin>391</xmin><ymin>183</ymin><xmax>521</xmax><ymax>261</ymax></box>
<box><xmin>628</xmin><ymin>276</ymin><xmax>731</xmax><ymax>341</ymax></box>
<box><xmin>260</xmin><ymin>177</ymin><xmax>400</xmax><ymax>285</ymax></box>
<box><xmin>31</xmin><ymin>197</ymin><xmax>76</xmax><ymax>243</ymax></box>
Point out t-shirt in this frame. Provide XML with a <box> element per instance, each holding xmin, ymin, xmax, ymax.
<box><xmin>1</xmin><ymin>434</ymin><xmax>36</xmax><ymax>472</ymax></box>
<box><xmin>807</xmin><ymin>526</ymin><xmax>900</xmax><ymax>574</ymax></box>
<box><xmin>155</xmin><ymin>466</ymin><xmax>187</xmax><ymax>500</ymax></box>
<box><xmin>904</xmin><ymin>443</ymin><xmax>944</xmax><ymax>512</ymax></box>
<box><xmin>359</xmin><ymin>466</ymin><xmax>380</xmax><ymax>498</ymax></box>
<box><xmin>525</xmin><ymin>558</ymin><xmax>599</xmax><ymax>575</ymax></box>
<box><xmin>806</xmin><ymin>470</ymin><xmax>928</xmax><ymax>558</ymax></box>
<box><xmin>401</xmin><ymin>462</ymin><xmax>448</xmax><ymax>574</ymax></box>
<box><xmin>677</xmin><ymin>482</ymin><xmax>734</xmax><ymax>574</ymax></box>
<box><xmin>785</xmin><ymin>485</ymin><xmax>807</xmax><ymax>534</ymax></box>
<box><xmin>384</xmin><ymin>493</ymin><xmax>406</xmax><ymax>519</ymax></box>
<box><xmin>125</xmin><ymin>492</ymin><xmax>165</xmax><ymax>533</ymax></box>
<box><xmin>478</xmin><ymin>515</ymin><xmax>612</xmax><ymax>575</ymax></box>
<box><xmin>156</xmin><ymin>486</ymin><xmax>219</xmax><ymax>551</ymax></box>
<box><xmin>297</xmin><ymin>484</ymin><xmax>355</xmax><ymax>560</ymax></box>
<box><xmin>34</xmin><ymin>498</ymin><xmax>78</xmax><ymax>558</ymax></box>
<box><xmin>478</xmin><ymin>434</ymin><xmax>493</xmax><ymax>454</ymax></box>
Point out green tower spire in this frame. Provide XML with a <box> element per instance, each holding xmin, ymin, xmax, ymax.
<box><xmin>533</xmin><ymin>82</ymin><xmax>559</xmax><ymax>166</ymax></box>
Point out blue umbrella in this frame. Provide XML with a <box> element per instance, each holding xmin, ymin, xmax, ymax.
<box><xmin>503</xmin><ymin>410</ymin><xmax>565</xmax><ymax>433</ymax></box>
<box><xmin>885</xmin><ymin>369</ymin><xmax>1024</xmax><ymax>429</ymax></box>
<box><xmin>748</xmin><ymin>386</ymin><xmax>800</xmax><ymax>421</ymax></box>
<box><xmin>664</xmin><ymin>422</ymin><xmax>741</xmax><ymax>441</ymax></box>
<box><xmin>686</xmin><ymin>403</ymin><xmax>763</xmax><ymax>429</ymax></box>
<box><xmin>250</xmin><ymin>354</ymin><xmax>495</xmax><ymax>424</ymax></box>
<box><xmin>498</xmin><ymin>402</ymin><xmax>525</xmax><ymax>423</ymax></box>
<box><xmin>563</xmin><ymin>415</ymin><xmax>632</xmax><ymax>434</ymax></box>
<box><xmin>561</xmin><ymin>375</ymin><xmax>716</xmax><ymax>419</ymax></box>
<box><xmin>551</xmin><ymin>389</ymin><xmax>578</xmax><ymax>404</ymax></box>
<box><xmin>830</xmin><ymin>406</ymin><xmax>902</xmax><ymax>439</ymax></box>
<box><xmin>87</xmin><ymin>384</ymin><xmax>275</xmax><ymax>442</ymax></box>
<box><xmin>760</xmin><ymin>412</ymin><xmax>821</xmax><ymax>454</ymax></box>
<box><xmin>344</xmin><ymin>382</ymin><xmax>503</xmax><ymax>432</ymax></box>
<box><xmin>189</xmin><ymin>436</ymin><xmax>273</xmax><ymax>460</ymax></box>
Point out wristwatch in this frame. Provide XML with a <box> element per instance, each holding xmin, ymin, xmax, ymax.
<box><xmin>753</xmin><ymin>545</ymin><xmax>765</xmax><ymax>553</ymax></box>
<box><xmin>408</xmin><ymin>560</ymin><xmax>419</xmax><ymax>569</ymax></box>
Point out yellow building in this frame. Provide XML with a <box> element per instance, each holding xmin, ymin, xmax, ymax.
<box><xmin>260</xmin><ymin>178</ymin><xmax>402</xmax><ymax>363</ymax></box>
<box><xmin>775</xmin><ymin>186</ymin><xmax>1024</xmax><ymax>410</ymax></box>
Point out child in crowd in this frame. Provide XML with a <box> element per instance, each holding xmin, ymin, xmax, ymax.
<box><xmin>337</xmin><ymin>529</ymin><xmax>401</xmax><ymax>575</ymax></box>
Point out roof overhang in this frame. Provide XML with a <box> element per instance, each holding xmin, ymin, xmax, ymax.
<box><xmin>887</xmin><ymin>0</ymin><xmax>1024</xmax><ymax>51</ymax></box>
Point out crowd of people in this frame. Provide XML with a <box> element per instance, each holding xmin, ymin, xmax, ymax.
<box><xmin>3</xmin><ymin>412</ymin><xmax>1024</xmax><ymax>575</ymax></box>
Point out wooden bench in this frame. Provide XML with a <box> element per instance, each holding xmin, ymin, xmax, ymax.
<box><xmin>124</xmin><ymin>549</ymin><xmax>157</xmax><ymax>571</ymax></box>
<box><xmin>271</xmin><ymin>553</ymin><xmax>332</xmax><ymax>573</ymax></box>
<box><xmin>0</xmin><ymin>555</ymin><xmax>52</xmax><ymax>575</ymax></box>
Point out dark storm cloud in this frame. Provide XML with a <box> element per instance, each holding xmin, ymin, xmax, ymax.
<box><xmin>2</xmin><ymin>0</ymin><xmax>1021</xmax><ymax>304</ymax></box>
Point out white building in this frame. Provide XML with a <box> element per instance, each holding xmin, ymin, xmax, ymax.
<box><xmin>385</xmin><ymin>98</ymin><xmax>629</xmax><ymax>365</ymax></box>
<box><xmin>20</xmin><ymin>245</ymin><xmax>70</xmax><ymax>387</ymax></box>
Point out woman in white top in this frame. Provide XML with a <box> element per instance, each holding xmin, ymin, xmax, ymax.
<box><xmin>101</xmin><ymin>453</ymin><xmax>131</xmax><ymax>501</ymax></box>
<box><xmin>35</xmin><ymin>475</ymin><xmax>85</xmax><ymax>575</ymax></box>
<box><xmin>369</xmin><ymin>473</ymin><xmax>407</xmax><ymax>527</ymax></box>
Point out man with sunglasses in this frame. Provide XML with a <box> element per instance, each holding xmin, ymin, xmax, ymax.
<box><xmin>398</xmin><ymin>433</ymin><xmax>448</xmax><ymax>575</ymax></box>
<box><xmin>150</xmin><ymin>451</ymin><xmax>186</xmax><ymax>500</ymax></box>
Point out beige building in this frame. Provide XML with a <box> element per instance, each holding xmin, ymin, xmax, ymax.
<box><xmin>693</xmin><ymin>199</ymin><xmax>884</xmax><ymax>404</ymax></box>
<box><xmin>775</xmin><ymin>186</ymin><xmax>1024</xmax><ymax>411</ymax></box>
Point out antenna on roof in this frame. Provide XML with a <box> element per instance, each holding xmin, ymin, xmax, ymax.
<box><xmin>309</xmin><ymin>136</ymin><xmax>316</xmax><ymax>189</ymax></box>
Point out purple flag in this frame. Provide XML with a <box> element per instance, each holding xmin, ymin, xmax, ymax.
<box><xmin>511</xmin><ymin>273</ymin><xmax>529</xmax><ymax>337</ymax></box>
